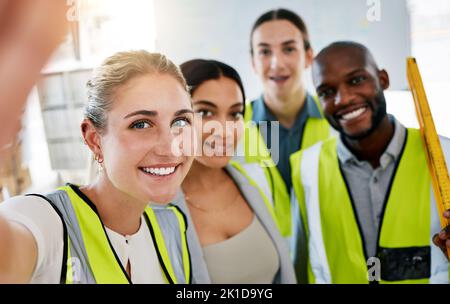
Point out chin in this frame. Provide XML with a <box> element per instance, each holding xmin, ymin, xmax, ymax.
<box><xmin>342</xmin><ymin>127</ymin><xmax>374</xmax><ymax>140</ymax></box>
<box><xmin>146</xmin><ymin>189</ymin><xmax>178</xmax><ymax>205</ymax></box>
<box><xmin>198</xmin><ymin>156</ymin><xmax>232</xmax><ymax>169</ymax></box>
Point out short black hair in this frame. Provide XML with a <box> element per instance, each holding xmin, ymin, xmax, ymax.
<box><xmin>250</xmin><ymin>8</ymin><xmax>311</xmax><ymax>55</ymax></box>
<box><xmin>180</xmin><ymin>59</ymin><xmax>246</xmax><ymax>114</ymax></box>
<box><xmin>315</xmin><ymin>41</ymin><xmax>379</xmax><ymax>70</ymax></box>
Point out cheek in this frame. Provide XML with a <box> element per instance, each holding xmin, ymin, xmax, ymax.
<box><xmin>103</xmin><ymin>132</ymin><xmax>152</xmax><ymax>165</ymax></box>
<box><xmin>322</xmin><ymin>102</ymin><xmax>335</xmax><ymax>118</ymax></box>
<box><xmin>233</xmin><ymin>121</ymin><xmax>244</xmax><ymax>145</ymax></box>
<box><xmin>254</xmin><ymin>58</ymin><xmax>269</xmax><ymax>73</ymax></box>
<box><xmin>291</xmin><ymin>54</ymin><xmax>304</xmax><ymax>72</ymax></box>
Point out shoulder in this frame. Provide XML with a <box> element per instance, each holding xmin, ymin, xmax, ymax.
<box><xmin>0</xmin><ymin>194</ymin><xmax>64</xmax><ymax>282</ymax></box>
<box><xmin>0</xmin><ymin>194</ymin><xmax>63</xmax><ymax>233</ymax></box>
<box><xmin>1</xmin><ymin>194</ymin><xmax>53</xmax><ymax>214</ymax></box>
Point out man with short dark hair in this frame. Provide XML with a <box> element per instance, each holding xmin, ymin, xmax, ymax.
<box><xmin>290</xmin><ymin>41</ymin><xmax>449</xmax><ymax>283</ymax></box>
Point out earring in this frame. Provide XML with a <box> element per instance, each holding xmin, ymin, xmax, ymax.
<box><xmin>94</xmin><ymin>154</ymin><xmax>104</xmax><ymax>164</ymax></box>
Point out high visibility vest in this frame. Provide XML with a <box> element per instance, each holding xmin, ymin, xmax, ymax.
<box><xmin>291</xmin><ymin>129</ymin><xmax>449</xmax><ymax>283</ymax></box>
<box><xmin>235</xmin><ymin>97</ymin><xmax>331</xmax><ymax>240</ymax></box>
<box><xmin>29</xmin><ymin>184</ymin><xmax>191</xmax><ymax>284</ymax></box>
<box><xmin>228</xmin><ymin>160</ymin><xmax>279</xmax><ymax>226</ymax></box>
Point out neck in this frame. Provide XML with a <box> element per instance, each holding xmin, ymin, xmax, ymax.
<box><xmin>342</xmin><ymin>116</ymin><xmax>394</xmax><ymax>168</ymax></box>
<box><xmin>80</xmin><ymin>175</ymin><xmax>146</xmax><ymax>236</ymax></box>
<box><xmin>263</xmin><ymin>87</ymin><xmax>306</xmax><ymax>129</ymax></box>
<box><xmin>182</xmin><ymin>161</ymin><xmax>228</xmax><ymax>192</ymax></box>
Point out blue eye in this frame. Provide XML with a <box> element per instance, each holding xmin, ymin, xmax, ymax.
<box><xmin>172</xmin><ymin>118</ymin><xmax>190</xmax><ymax>128</ymax></box>
<box><xmin>131</xmin><ymin>120</ymin><xmax>151</xmax><ymax>129</ymax></box>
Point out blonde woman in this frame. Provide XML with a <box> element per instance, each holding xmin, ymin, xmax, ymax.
<box><xmin>0</xmin><ymin>51</ymin><xmax>195</xmax><ymax>284</ymax></box>
<box><xmin>175</xmin><ymin>59</ymin><xmax>296</xmax><ymax>284</ymax></box>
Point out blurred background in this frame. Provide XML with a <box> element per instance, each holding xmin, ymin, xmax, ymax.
<box><xmin>2</xmin><ymin>0</ymin><xmax>450</xmax><ymax>200</ymax></box>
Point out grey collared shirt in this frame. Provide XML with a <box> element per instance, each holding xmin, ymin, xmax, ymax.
<box><xmin>252</xmin><ymin>94</ymin><xmax>322</xmax><ymax>191</ymax></box>
<box><xmin>337</xmin><ymin>116</ymin><xmax>406</xmax><ymax>259</ymax></box>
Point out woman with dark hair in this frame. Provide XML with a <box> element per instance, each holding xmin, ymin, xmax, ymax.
<box><xmin>174</xmin><ymin>59</ymin><xmax>296</xmax><ymax>284</ymax></box>
<box><xmin>245</xmin><ymin>8</ymin><xmax>333</xmax><ymax>267</ymax></box>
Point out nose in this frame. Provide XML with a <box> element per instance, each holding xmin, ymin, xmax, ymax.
<box><xmin>269</xmin><ymin>50</ymin><xmax>285</xmax><ymax>70</ymax></box>
<box><xmin>154</xmin><ymin>128</ymin><xmax>178</xmax><ymax>157</ymax></box>
<box><xmin>204</xmin><ymin>116</ymin><xmax>236</xmax><ymax>145</ymax></box>
<box><xmin>335</xmin><ymin>85</ymin><xmax>356</xmax><ymax>106</ymax></box>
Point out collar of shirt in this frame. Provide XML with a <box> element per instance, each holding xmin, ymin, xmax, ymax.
<box><xmin>251</xmin><ymin>93</ymin><xmax>322</xmax><ymax>132</ymax></box>
<box><xmin>337</xmin><ymin>115</ymin><xmax>406</xmax><ymax>169</ymax></box>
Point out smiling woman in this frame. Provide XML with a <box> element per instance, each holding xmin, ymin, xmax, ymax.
<box><xmin>173</xmin><ymin>59</ymin><xmax>296</xmax><ymax>284</ymax></box>
<box><xmin>0</xmin><ymin>50</ymin><xmax>195</xmax><ymax>284</ymax></box>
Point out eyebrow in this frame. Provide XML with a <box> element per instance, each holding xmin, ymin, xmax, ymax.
<box><xmin>346</xmin><ymin>69</ymin><xmax>367</xmax><ymax>77</ymax></box>
<box><xmin>281</xmin><ymin>40</ymin><xmax>297</xmax><ymax>46</ymax></box>
<box><xmin>124</xmin><ymin>110</ymin><xmax>157</xmax><ymax>119</ymax></box>
<box><xmin>257</xmin><ymin>39</ymin><xmax>298</xmax><ymax>48</ymax></box>
<box><xmin>124</xmin><ymin>109</ymin><xmax>193</xmax><ymax>119</ymax></box>
<box><xmin>315</xmin><ymin>68</ymin><xmax>369</xmax><ymax>91</ymax></box>
<box><xmin>230</xmin><ymin>102</ymin><xmax>244</xmax><ymax>109</ymax></box>
<box><xmin>194</xmin><ymin>100</ymin><xmax>244</xmax><ymax>110</ymax></box>
<box><xmin>175</xmin><ymin>109</ymin><xmax>194</xmax><ymax>116</ymax></box>
<box><xmin>193</xmin><ymin>100</ymin><xmax>218</xmax><ymax>108</ymax></box>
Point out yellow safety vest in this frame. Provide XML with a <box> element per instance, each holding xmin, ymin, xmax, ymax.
<box><xmin>242</xmin><ymin>97</ymin><xmax>331</xmax><ymax>238</ymax></box>
<box><xmin>291</xmin><ymin>129</ymin><xmax>449</xmax><ymax>283</ymax></box>
<box><xmin>37</xmin><ymin>184</ymin><xmax>191</xmax><ymax>284</ymax></box>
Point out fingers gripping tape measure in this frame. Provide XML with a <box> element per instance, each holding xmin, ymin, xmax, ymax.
<box><xmin>406</xmin><ymin>57</ymin><xmax>450</xmax><ymax>259</ymax></box>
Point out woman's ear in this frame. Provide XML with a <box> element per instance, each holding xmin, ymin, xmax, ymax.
<box><xmin>81</xmin><ymin>119</ymin><xmax>102</xmax><ymax>159</ymax></box>
<box><xmin>304</xmin><ymin>47</ymin><xmax>314</xmax><ymax>69</ymax></box>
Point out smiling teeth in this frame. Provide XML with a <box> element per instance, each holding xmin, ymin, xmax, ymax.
<box><xmin>341</xmin><ymin>107</ymin><xmax>366</xmax><ymax>121</ymax></box>
<box><xmin>142</xmin><ymin>167</ymin><xmax>176</xmax><ymax>176</ymax></box>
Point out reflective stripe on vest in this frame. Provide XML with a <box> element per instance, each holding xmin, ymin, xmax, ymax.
<box><xmin>240</xmin><ymin>99</ymin><xmax>331</xmax><ymax>240</ymax></box>
<box><xmin>291</xmin><ymin>129</ymin><xmax>449</xmax><ymax>283</ymax></box>
<box><xmin>38</xmin><ymin>184</ymin><xmax>190</xmax><ymax>284</ymax></box>
<box><xmin>229</xmin><ymin>160</ymin><xmax>278</xmax><ymax>228</ymax></box>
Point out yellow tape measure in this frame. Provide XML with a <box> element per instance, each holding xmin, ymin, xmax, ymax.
<box><xmin>406</xmin><ymin>57</ymin><xmax>450</xmax><ymax>258</ymax></box>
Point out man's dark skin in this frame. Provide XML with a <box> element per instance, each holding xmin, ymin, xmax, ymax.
<box><xmin>312</xmin><ymin>41</ymin><xmax>450</xmax><ymax>258</ymax></box>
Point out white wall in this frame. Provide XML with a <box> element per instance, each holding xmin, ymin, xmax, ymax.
<box><xmin>153</xmin><ymin>0</ymin><xmax>411</xmax><ymax>100</ymax></box>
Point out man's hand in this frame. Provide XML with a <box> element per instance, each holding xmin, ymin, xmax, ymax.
<box><xmin>432</xmin><ymin>209</ymin><xmax>450</xmax><ymax>260</ymax></box>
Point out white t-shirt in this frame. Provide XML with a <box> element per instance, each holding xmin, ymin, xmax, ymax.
<box><xmin>0</xmin><ymin>195</ymin><xmax>166</xmax><ymax>284</ymax></box>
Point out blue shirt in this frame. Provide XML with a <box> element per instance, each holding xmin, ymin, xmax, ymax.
<box><xmin>251</xmin><ymin>94</ymin><xmax>323</xmax><ymax>191</ymax></box>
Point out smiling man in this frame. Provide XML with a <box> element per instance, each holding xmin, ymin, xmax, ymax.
<box><xmin>290</xmin><ymin>41</ymin><xmax>450</xmax><ymax>283</ymax></box>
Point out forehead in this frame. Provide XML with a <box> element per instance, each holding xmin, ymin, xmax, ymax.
<box><xmin>313</xmin><ymin>47</ymin><xmax>374</xmax><ymax>84</ymax></box>
<box><xmin>252</xmin><ymin>19</ymin><xmax>304</xmax><ymax>46</ymax></box>
<box><xmin>112</xmin><ymin>73</ymin><xmax>191</xmax><ymax>113</ymax></box>
<box><xmin>192</xmin><ymin>77</ymin><xmax>244</xmax><ymax>106</ymax></box>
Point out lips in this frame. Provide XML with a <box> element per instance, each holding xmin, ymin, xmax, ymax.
<box><xmin>139</xmin><ymin>164</ymin><xmax>180</xmax><ymax>177</ymax></box>
<box><xmin>204</xmin><ymin>140</ymin><xmax>234</xmax><ymax>154</ymax></box>
<box><xmin>269</xmin><ymin>75</ymin><xmax>290</xmax><ymax>84</ymax></box>
<box><xmin>336</xmin><ymin>105</ymin><xmax>369</xmax><ymax>122</ymax></box>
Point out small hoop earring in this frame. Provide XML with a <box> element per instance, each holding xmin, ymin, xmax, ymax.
<box><xmin>94</xmin><ymin>154</ymin><xmax>104</xmax><ymax>164</ymax></box>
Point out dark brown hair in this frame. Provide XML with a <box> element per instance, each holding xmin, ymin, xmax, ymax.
<box><xmin>250</xmin><ymin>8</ymin><xmax>311</xmax><ymax>55</ymax></box>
